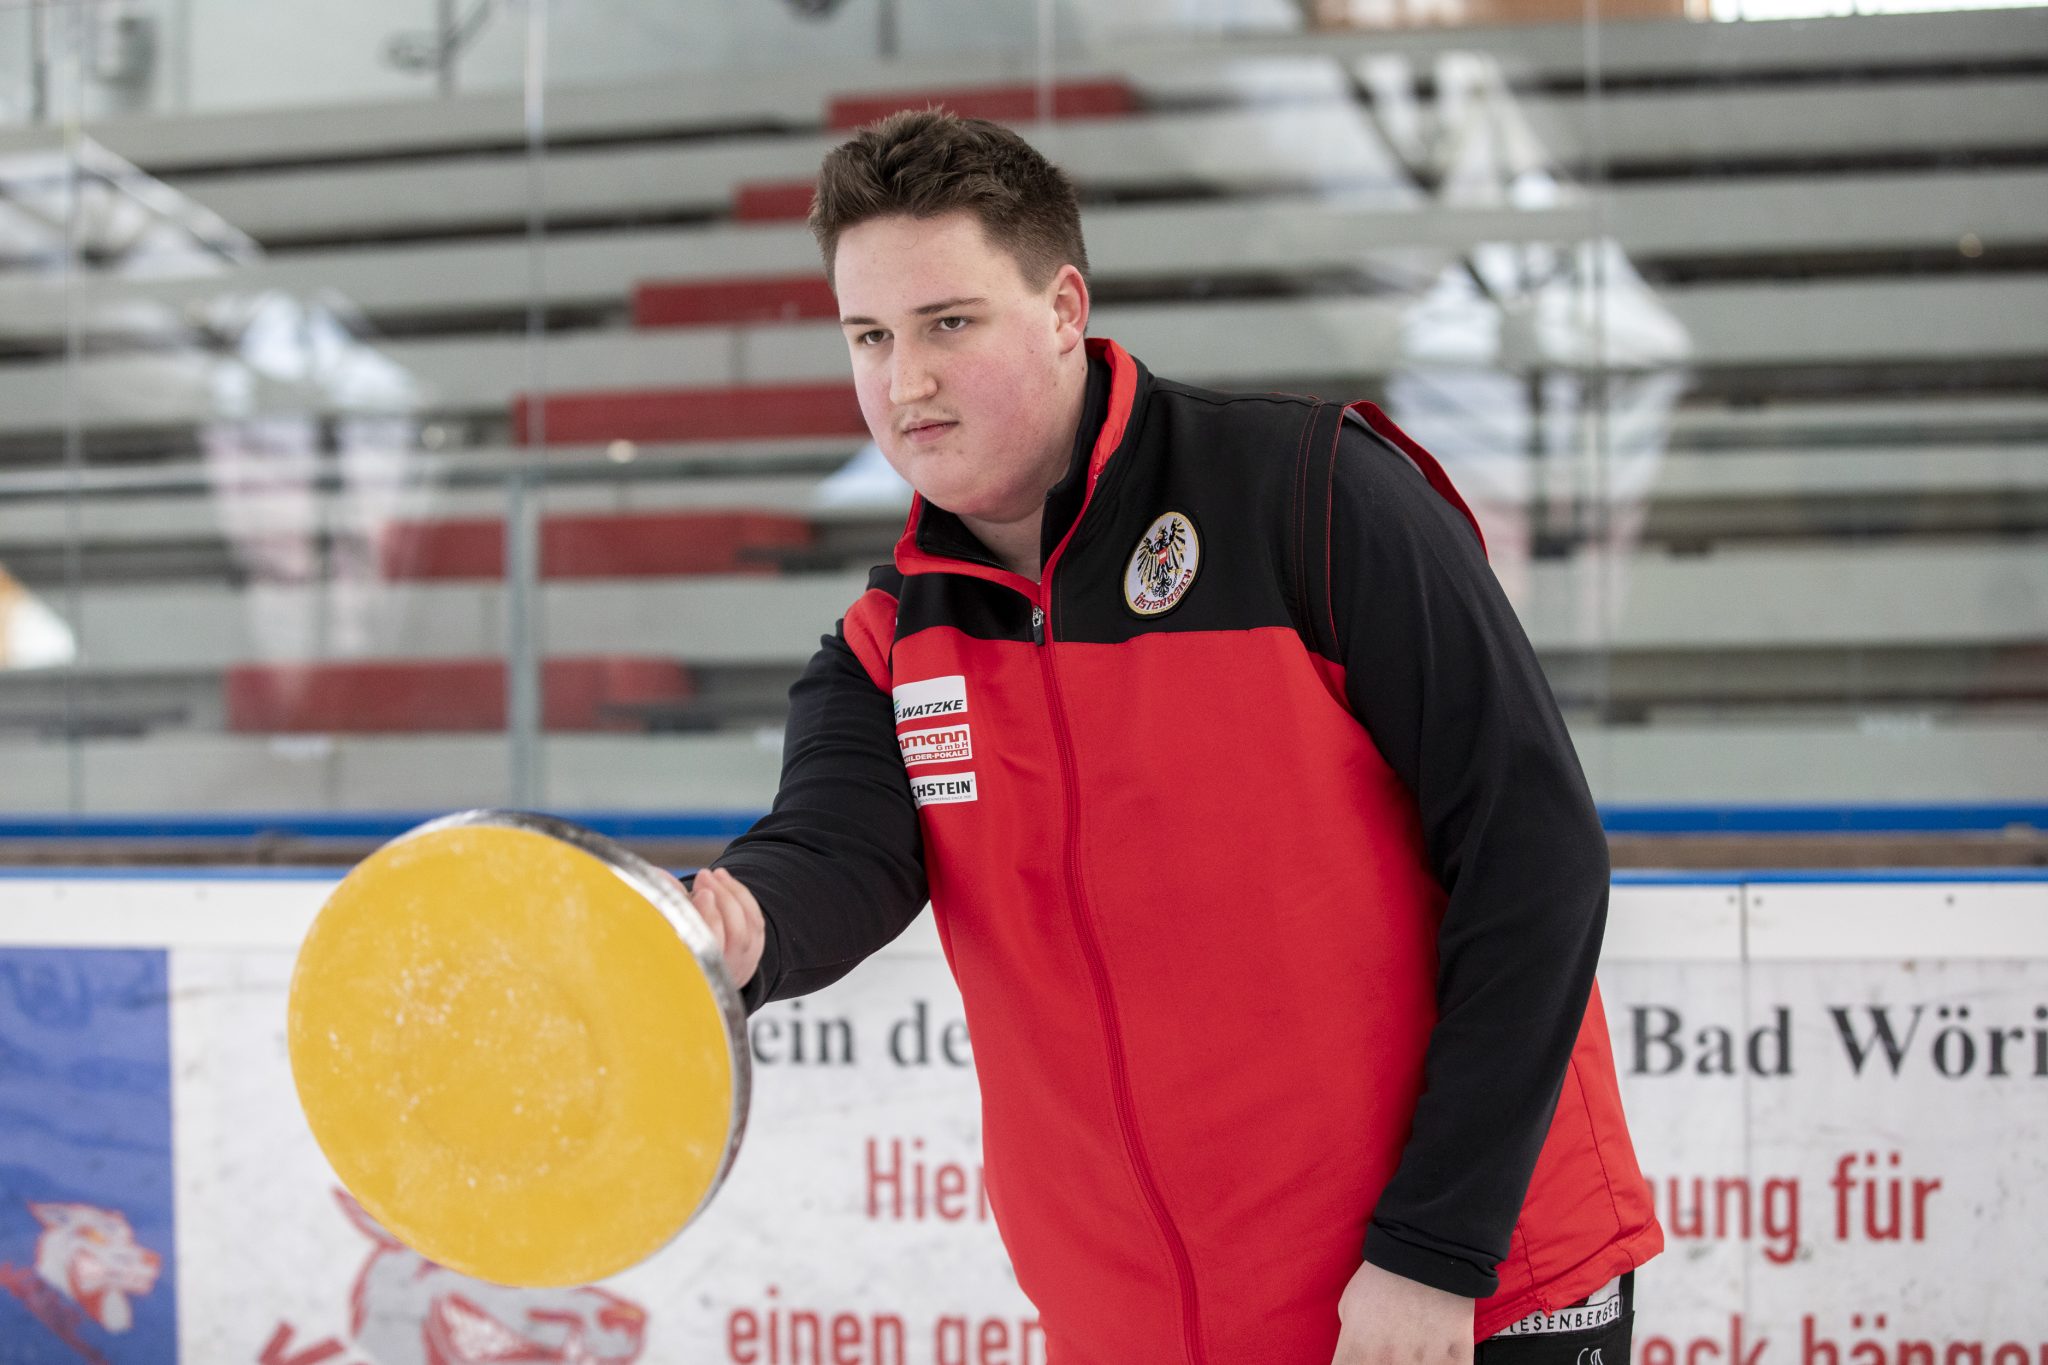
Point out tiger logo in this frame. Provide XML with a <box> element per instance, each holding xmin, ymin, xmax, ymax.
<box><xmin>29</xmin><ymin>1202</ymin><xmax>160</xmax><ymax>1334</ymax></box>
<box><xmin>1124</xmin><ymin>513</ymin><xmax>1201</xmax><ymax>616</ymax></box>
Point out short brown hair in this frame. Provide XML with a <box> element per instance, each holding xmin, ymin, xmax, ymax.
<box><xmin>809</xmin><ymin>108</ymin><xmax>1089</xmax><ymax>291</ymax></box>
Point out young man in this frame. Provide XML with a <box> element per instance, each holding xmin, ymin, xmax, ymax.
<box><xmin>684</xmin><ymin>110</ymin><xmax>1661</xmax><ymax>1365</ymax></box>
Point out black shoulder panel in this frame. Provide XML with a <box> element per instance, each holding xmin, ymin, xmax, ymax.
<box><xmin>896</xmin><ymin>570</ymin><xmax>1038</xmax><ymax>645</ymax></box>
<box><xmin>1048</xmin><ymin>381</ymin><xmax>1332</xmax><ymax>648</ymax></box>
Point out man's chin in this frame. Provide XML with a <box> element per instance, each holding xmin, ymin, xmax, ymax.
<box><xmin>916</xmin><ymin>489</ymin><xmax>980</xmax><ymax>517</ymax></box>
<box><xmin>923</xmin><ymin>495</ymin><xmax>1035</xmax><ymax>530</ymax></box>
<box><xmin>905</xmin><ymin>480</ymin><xmax>964</xmax><ymax>509</ymax></box>
<box><xmin>905</xmin><ymin>470</ymin><xmax>982</xmax><ymax>516</ymax></box>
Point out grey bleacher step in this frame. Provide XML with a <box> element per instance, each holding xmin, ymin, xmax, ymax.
<box><xmin>4</xmin><ymin>168</ymin><xmax>2042</xmax><ymax>347</ymax></box>
<box><xmin>27</xmin><ymin>542</ymin><xmax>2043</xmax><ymax>673</ymax></box>
<box><xmin>0</xmin><ymin>10</ymin><xmax>2034</xmax><ymax>173</ymax></box>
<box><xmin>82</xmin><ymin>80</ymin><xmax>2044</xmax><ymax>246</ymax></box>
<box><xmin>2</xmin><ymin>718</ymin><xmax>2041</xmax><ymax>812</ymax></box>
<box><xmin>2</xmin><ymin>278</ymin><xmax>2043</xmax><ymax>435</ymax></box>
<box><xmin>3</xmin><ymin>451</ymin><xmax>2042</xmax><ymax>579</ymax></box>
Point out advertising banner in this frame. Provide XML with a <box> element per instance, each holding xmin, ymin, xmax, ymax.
<box><xmin>0</xmin><ymin>873</ymin><xmax>2040</xmax><ymax>1363</ymax></box>
<box><xmin>1610</xmin><ymin>879</ymin><xmax>2048</xmax><ymax>1365</ymax></box>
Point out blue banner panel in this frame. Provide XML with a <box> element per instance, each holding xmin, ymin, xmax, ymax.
<box><xmin>0</xmin><ymin>950</ymin><xmax>176</xmax><ymax>1365</ymax></box>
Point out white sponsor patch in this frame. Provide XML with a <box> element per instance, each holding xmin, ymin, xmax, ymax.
<box><xmin>1124</xmin><ymin>512</ymin><xmax>1200</xmax><ymax>616</ymax></box>
<box><xmin>910</xmin><ymin>771</ymin><xmax>978</xmax><ymax>807</ymax></box>
<box><xmin>893</xmin><ymin>674</ymin><xmax>969</xmax><ymax>725</ymax></box>
<box><xmin>899</xmin><ymin>724</ymin><xmax>973</xmax><ymax>768</ymax></box>
<box><xmin>1492</xmin><ymin>1277</ymin><xmax>1626</xmax><ymax>1338</ymax></box>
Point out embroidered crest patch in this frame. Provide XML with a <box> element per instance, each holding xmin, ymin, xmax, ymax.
<box><xmin>1124</xmin><ymin>513</ymin><xmax>1200</xmax><ymax>616</ymax></box>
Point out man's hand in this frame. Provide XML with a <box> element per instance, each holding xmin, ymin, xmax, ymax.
<box><xmin>662</xmin><ymin>865</ymin><xmax>765</xmax><ymax>989</ymax></box>
<box><xmin>1332</xmin><ymin>1260</ymin><xmax>1475</xmax><ymax>1365</ymax></box>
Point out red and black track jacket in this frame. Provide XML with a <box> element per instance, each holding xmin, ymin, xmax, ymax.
<box><xmin>715</xmin><ymin>337</ymin><xmax>1662</xmax><ymax>1361</ymax></box>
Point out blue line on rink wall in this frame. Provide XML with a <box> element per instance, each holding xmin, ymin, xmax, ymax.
<box><xmin>0</xmin><ymin>866</ymin><xmax>352</xmax><ymax>882</ymax></box>
<box><xmin>0</xmin><ymin>802</ymin><xmax>2042</xmax><ymax>844</ymax></box>
<box><xmin>1610</xmin><ymin>868</ymin><xmax>2048</xmax><ymax>884</ymax></box>
<box><xmin>3</xmin><ymin>866</ymin><xmax>2042</xmax><ymax>886</ymax></box>
<box><xmin>0</xmin><ymin>949</ymin><xmax>176</xmax><ymax>1364</ymax></box>
<box><xmin>0</xmin><ymin>810</ymin><xmax>763</xmax><ymax>842</ymax></box>
<box><xmin>1598</xmin><ymin>803</ymin><xmax>2048</xmax><ymax>834</ymax></box>
<box><xmin>1702</xmin><ymin>867</ymin><xmax>2048</xmax><ymax>883</ymax></box>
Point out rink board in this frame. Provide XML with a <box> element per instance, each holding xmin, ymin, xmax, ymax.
<box><xmin>0</xmin><ymin>871</ymin><xmax>2042</xmax><ymax>1363</ymax></box>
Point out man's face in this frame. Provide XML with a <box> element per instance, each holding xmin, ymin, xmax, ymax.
<box><xmin>834</xmin><ymin>211</ymin><xmax>1087</xmax><ymax>524</ymax></box>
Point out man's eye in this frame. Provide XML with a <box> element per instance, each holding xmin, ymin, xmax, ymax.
<box><xmin>936</xmin><ymin>316</ymin><xmax>968</xmax><ymax>333</ymax></box>
<box><xmin>857</xmin><ymin>330</ymin><xmax>887</xmax><ymax>346</ymax></box>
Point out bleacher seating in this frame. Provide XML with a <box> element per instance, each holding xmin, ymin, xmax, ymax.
<box><xmin>632</xmin><ymin>278</ymin><xmax>839</xmax><ymax>327</ymax></box>
<box><xmin>0</xmin><ymin>7</ymin><xmax>2043</xmax><ymax>815</ymax></box>
<box><xmin>825</xmin><ymin>79</ymin><xmax>1139</xmax><ymax>130</ymax></box>
<box><xmin>377</xmin><ymin>511</ymin><xmax>816</xmax><ymax>580</ymax></box>
<box><xmin>510</xmin><ymin>383</ymin><xmax>866</xmax><ymax>445</ymax></box>
<box><xmin>222</xmin><ymin>657</ymin><xmax>695</xmax><ymax>733</ymax></box>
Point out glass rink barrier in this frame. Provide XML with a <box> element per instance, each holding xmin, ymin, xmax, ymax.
<box><xmin>0</xmin><ymin>0</ymin><xmax>2043</xmax><ymax>1360</ymax></box>
<box><xmin>0</xmin><ymin>864</ymin><xmax>2041</xmax><ymax>1361</ymax></box>
<box><xmin>0</xmin><ymin>0</ymin><xmax>2042</xmax><ymax>823</ymax></box>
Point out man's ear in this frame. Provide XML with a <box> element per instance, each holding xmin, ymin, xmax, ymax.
<box><xmin>1050</xmin><ymin>263</ymin><xmax>1090</xmax><ymax>354</ymax></box>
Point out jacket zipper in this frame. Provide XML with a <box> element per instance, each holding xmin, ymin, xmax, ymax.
<box><xmin>1033</xmin><ymin>592</ymin><xmax>1207</xmax><ymax>1365</ymax></box>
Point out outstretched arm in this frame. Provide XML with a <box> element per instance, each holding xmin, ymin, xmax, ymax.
<box><xmin>691</xmin><ymin>587</ymin><xmax>928</xmax><ymax>1012</ymax></box>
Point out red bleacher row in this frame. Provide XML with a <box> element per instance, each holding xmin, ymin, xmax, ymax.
<box><xmin>218</xmin><ymin>513</ymin><xmax>809</xmax><ymax>732</ymax></box>
<box><xmin>225</xmin><ymin>658</ymin><xmax>694</xmax><ymax>733</ymax></box>
<box><xmin>380</xmin><ymin>512</ymin><xmax>815</xmax><ymax>580</ymax></box>
<box><xmin>630</xmin><ymin>277</ymin><xmax>838</xmax><ymax>328</ymax></box>
<box><xmin>510</xmin><ymin>384</ymin><xmax>863</xmax><ymax>445</ymax></box>
<box><xmin>231</xmin><ymin>80</ymin><xmax>1129</xmax><ymax>733</ymax></box>
<box><xmin>828</xmin><ymin>78</ymin><xmax>1136</xmax><ymax>131</ymax></box>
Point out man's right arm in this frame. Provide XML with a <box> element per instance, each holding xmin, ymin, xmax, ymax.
<box><xmin>708</xmin><ymin>587</ymin><xmax>928</xmax><ymax>1013</ymax></box>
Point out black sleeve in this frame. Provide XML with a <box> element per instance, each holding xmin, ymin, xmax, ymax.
<box><xmin>708</xmin><ymin>614</ymin><xmax>929</xmax><ymax>1014</ymax></box>
<box><xmin>1327</xmin><ymin>416</ymin><xmax>1611</xmax><ymax>1299</ymax></box>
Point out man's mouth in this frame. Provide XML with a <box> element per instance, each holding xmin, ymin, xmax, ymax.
<box><xmin>902</xmin><ymin>420</ymin><xmax>956</xmax><ymax>445</ymax></box>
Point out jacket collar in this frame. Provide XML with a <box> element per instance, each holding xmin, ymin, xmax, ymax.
<box><xmin>892</xmin><ymin>336</ymin><xmax>1142</xmax><ymax>597</ymax></box>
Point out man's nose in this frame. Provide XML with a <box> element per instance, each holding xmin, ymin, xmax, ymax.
<box><xmin>889</xmin><ymin>347</ymin><xmax>939</xmax><ymax>406</ymax></box>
